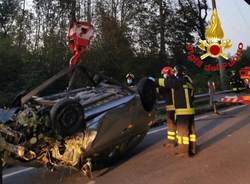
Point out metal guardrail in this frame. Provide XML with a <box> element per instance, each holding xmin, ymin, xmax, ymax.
<box><xmin>194</xmin><ymin>89</ymin><xmax>234</xmax><ymax>103</ymax></box>
<box><xmin>156</xmin><ymin>89</ymin><xmax>235</xmax><ymax>110</ymax></box>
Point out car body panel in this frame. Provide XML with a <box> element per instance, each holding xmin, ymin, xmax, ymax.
<box><xmin>89</xmin><ymin>96</ymin><xmax>151</xmax><ymax>153</ymax></box>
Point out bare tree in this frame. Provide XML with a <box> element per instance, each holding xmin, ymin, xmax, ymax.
<box><xmin>197</xmin><ymin>0</ymin><xmax>208</xmax><ymax>40</ymax></box>
<box><xmin>87</xmin><ymin>0</ymin><xmax>92</xmax><ymax>23</ymax></box>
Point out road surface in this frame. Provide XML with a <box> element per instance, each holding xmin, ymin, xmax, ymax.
<box><xmin>3</xmin><ymin>105</ymin><xmax>250</xmax><ymax>184</ymax></box>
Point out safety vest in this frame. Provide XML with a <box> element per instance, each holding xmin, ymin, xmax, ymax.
<box><xmin>166</xmin><ymin>88</ymin><xmax>175</xmax><ymax>111</ymax></box>
<box><xmin>157</xmin><ymin>77</ymin><xmax>176</xmax><ymax>112</ymax></box>
<box><xmin>158</xmin><ymin>76</ymin><xmax>195</xmax><ymax>115</ymax></box>
<box><xmin>175</xmin><ymin>83</ymin><xmax>194</xmax><ymax>115</ymax></box>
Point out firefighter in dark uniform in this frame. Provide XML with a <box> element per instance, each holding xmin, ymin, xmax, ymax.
<box><xmin>229</xmin><ymin>70</ymin><xmax>242</xmax><ymax>93</ymax></box>
<box><xmin>159</xmin><ymin>66</ymin><xmax>176</xmax><ymax>149</ymax></box>
<box><xmin>155</xmin><ymin>65</ymin><xmax>196</xmax><ymax>157</ymax></box>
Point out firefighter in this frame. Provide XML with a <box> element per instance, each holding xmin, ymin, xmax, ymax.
<box><xmin>160</xmin><ymin>66</ymin><xmax>176</xmax><ymax>149</ymax></box>
<box><xmin>229</xmin><ymin>70</ymin><xmax>242</xmax><ymax>93</ymax></box>
<box><xmin>154</xmin><ymin>64</ymin><xmax>196</xmax><ymax>157</ymax></box>
<box><xmin>126</xmin><ymin>73</ymin><xmax>135</xmax><ymax>87</ymax></box>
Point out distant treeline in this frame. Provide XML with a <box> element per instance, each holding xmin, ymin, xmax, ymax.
<box><xmin>0</xmin><ymin>0</ymin><xmax>249</xmax><ymax>106</ymax></box>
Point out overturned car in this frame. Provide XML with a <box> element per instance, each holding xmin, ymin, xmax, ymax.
<box><xmin>0</xmin><ymin>67</ymin><xmax>156</xmax><ymax>177</ymax></box>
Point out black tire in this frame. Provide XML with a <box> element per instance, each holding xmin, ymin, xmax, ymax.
<box><xmin>50</xmin><ymin>99</ymin><xmax>85</xmax><ymax>137</ymax></box>
<box><xmin>137</xmin><ymin>77</ymin><xmax>157</xmax><ymax>112</ymax></box>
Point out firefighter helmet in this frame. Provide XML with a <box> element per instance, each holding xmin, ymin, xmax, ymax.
<box><xmin>174</xmin><ymin>65</ymin><xmax>187</xmax><ymax>76</ymax></box>
<box><xmin>161</xmin><ymin>66</ymin><xmax>173</xmax><ymax>78</ymax></box>
<box><xmin>161</xmin><ymin>66</ymin><xmax>171</xmax><ymax>75</ymax></box>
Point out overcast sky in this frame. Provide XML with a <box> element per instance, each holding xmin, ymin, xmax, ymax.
<box><xmin>24</xmin><ymin>0</ymin><xmax>250</xmax><ymax>53</ymax></box>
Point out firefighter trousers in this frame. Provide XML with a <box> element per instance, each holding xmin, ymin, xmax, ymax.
<box><xmin>176</xmin><ymin>115</ymin><xmax>196</xmax><ymax>155</ymax></box>
<box><xmin>166</xmin><ymin>111</ymin><xmax>176</xmax><ymax>145</ymax></box>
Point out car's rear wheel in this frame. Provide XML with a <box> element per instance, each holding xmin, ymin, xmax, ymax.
<box><xmin>50</xmin><ymin>99</ymin><xmax>85</xmax><ymax>137</ymax></box>
<box><xmin>137</xmin><ymin>77</ymin><xmax>157</xmax><ymax>112</ymax></box>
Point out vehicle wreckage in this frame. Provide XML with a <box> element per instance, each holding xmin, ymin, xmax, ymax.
<box><xmin>0</xmin><ymin>20</ymin><xmax>156</xmax><ymax>178</ymax></box>
<box><xmin>0</xmin><ymin>69</ymin><xmax>156</xmax><ymax>177</ymax></box>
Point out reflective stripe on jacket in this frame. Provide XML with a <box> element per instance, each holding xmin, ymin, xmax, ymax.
<box><xmin>157</xmin><ymin>76</ymin><xmax>176</xmax><ymax>112</ymax></box>
<box><xmin>158</xmin><ymin>75</ymin><xmax>194</xmax><ymax>115</ymax></box>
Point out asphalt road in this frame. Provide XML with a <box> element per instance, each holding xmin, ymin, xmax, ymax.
<box><xmin>3</xmin><ymin>105</ymin><xmax>250</xmax><ymax>184</ymax></box>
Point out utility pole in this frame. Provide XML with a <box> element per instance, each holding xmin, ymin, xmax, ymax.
<box><xmin>211</xmin><ymin>0</ymin><xmax>217</xmax><ymax>9</ymax></box>
<box><xmin>211</xmin><ymin>0</ymin><xmax>225</xmax><ymax>90</ymax></box>
<box><xmin>218</xmin><ymin>57</ymin><xmax>225</xmax><ymax>90</ymax></box>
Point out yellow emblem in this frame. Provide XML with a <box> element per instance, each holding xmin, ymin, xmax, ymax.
<box><xmin>198</xmin><ymin>9</ymin><xmax>232</xmax><ymax>60</ymax></box>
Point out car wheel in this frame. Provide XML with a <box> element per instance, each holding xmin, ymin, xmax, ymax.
<box><xmin>50</xmin><ymin>99</ymin><xmax>85</xmax><ymax>137</ymax></box>
<box><xmin>137</xmin><ymin>77</ymin><xmax>156</xmax><ymax>112</ymax></box>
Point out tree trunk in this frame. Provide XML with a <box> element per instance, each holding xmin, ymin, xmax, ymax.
<box><xmin>18</xmin><ymin>0</ymin><xmax>26</xmax><ymax>47</ymax></box>
<box><xmin>197</xmin><ymin>0</ymin><xmax>208</xmax><ymax>40</ymax></box>
<box><xmin>87</xmin><ymin>0</ymin><xmax>92</xmax><ymax>23</ymax></box>
<box><xmin>159</xmin><ymin>0</ymin><xmax>165</xmax><ymax>61</ymax></box>
<box><xmin>121</xmin><ymin>0</ymin><xmax>125</xmax><ymax>24</ymax></box>
<box><xmin>71</xmin><ymin>0</ymin><xmax>77</xmax><ymax>23</ymax></box>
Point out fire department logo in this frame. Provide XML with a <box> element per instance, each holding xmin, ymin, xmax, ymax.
<box><xmin>198</xmin><ymin>9</ymin><xmax>232</xmax><ymax>60</ymax></box>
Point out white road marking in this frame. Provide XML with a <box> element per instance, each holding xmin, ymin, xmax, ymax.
<box><xmin>147</xmin><ymin>127</ymin><xmax>167</xmax><ymax>135</ymax></box>
<box><xmin>2</xmin><ymin>105</ymin><xmax>247</xmax><ymax>179</ymax></box>
<box><xmin>3</xmin><ymin>167</ymin><xmax>34</xmax><ymax>179</ymax></box>
<box><xmin>147</xmin><ymin>105</ymin><xmax>247</xmax><ymax>135</ymax></box>
<box><xmin>219</xmin><ymin>105</ymin><xmax>246</xmax><ymax>113</ymax></box>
